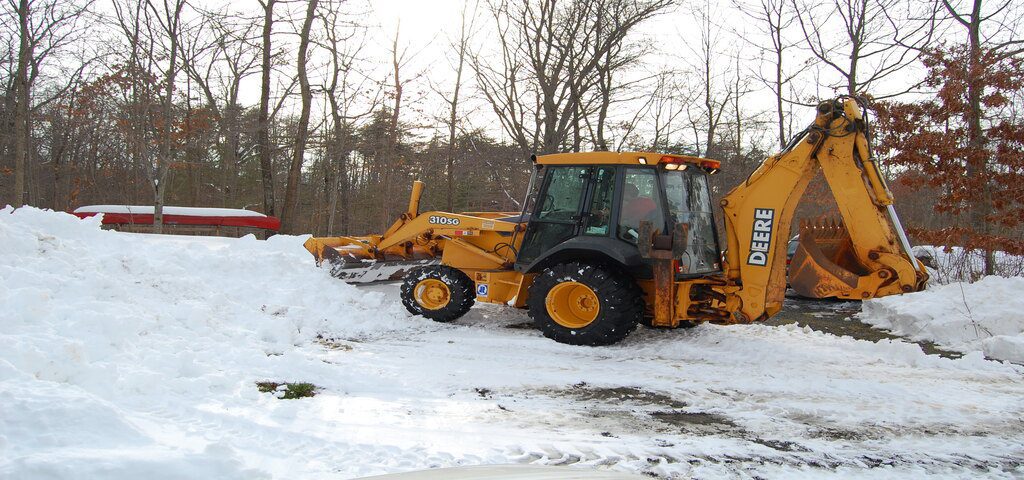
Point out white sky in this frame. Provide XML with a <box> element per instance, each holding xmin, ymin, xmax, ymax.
<box><xmin>355</xmin><ymin>0</ymin><xmax>826</xmax><ymax>148</ymax></box>
<box><xmin>105</xmin><ymin>0</ymin><xmax>1000</xmax><ymax>152</ymax></box>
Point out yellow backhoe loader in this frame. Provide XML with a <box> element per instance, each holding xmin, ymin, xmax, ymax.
<box><xmin>304</xmin><ymin>96</ymin><xmax>928</xmax><ymax>345</ymax></box>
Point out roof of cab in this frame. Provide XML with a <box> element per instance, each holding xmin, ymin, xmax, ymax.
<box><xmin>533</xmin><ymin>151</ymin><xmax>710</xmax><ymax>166</ymax></box>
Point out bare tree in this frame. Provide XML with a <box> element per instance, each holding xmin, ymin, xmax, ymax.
<box><xmin>728</xmin><ymin>53</ymin><xmax>757</xmax><ymax>159</ymax></box>
<box><xmin>256</xmin><ymin>0</ymin><xmax>275</xmax><ymax>217</ymax></box>
<box><xmin>110</xmin><ymin>0</ymin><xmax>179</xmax><ymax>229</ymax></box>
<box><xmin>586</xmin><ymin>0</ymin><xmax>654</xmax><ymax>151</ymax></box>
<box><xmin>378</xmin><ymin>25</ymin><xmax>416</xmax><ymax>229</ymax></box>
<box><xmin>181</xmin><ymin>6</ymin><xmax>261</xmax><ymax>207</ymax></box>
<box><xmin>472</xmin><ymin>0</ymin><xmax>672</xmax><ymax>155</ymax></box>
<box><xmin>110</xmin><ymin>0</ymin><xmax>152</xmax><ymax>210</ymax></box>
<box><xmin>640</xmin><ymin>71</ymin><xmax>687</xmax><ymax>151</ymax></box>
<box><xmin>144</xmin><ymin>0</ymin><xmax>186</xmax><ymax>233</ymax></box>
<box><xmin>439</xmin><ymin>2</ymin><xmax>475</xmax><ymax>211</ymax></box>
<box><xmin>280</xmin><ymin>0</ymin><xmax>318</xmax><ymax>233</ymax></box>
<box><xmin>4</xmin><ymin>0</ymin><xmax>92</xmax><ymax>207</ymax></box>
<box><xmin>320</xmin><ymin>0</ymin><xmax>375</xmax><ymax>234</ymax></box>
<box><xmin>683</xmin><ymin>3</ymin><xmax>735</xmax><ymax>158</ymax></box>
<box><xmin>736</xmin><ymin>0</ymin><xmax>808</xmax><ymax>148</ymax></box>
<box><xmin>793</xmin><ymin>0</ymin><xmax>940</xmax><ymax>97</ymax></box>
<box><xmin>9</xmin><ymin>0</ymin><xmax>30</xmax><ymax>207</ymax></box>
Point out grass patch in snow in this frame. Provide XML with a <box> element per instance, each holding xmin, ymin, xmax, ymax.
<box><xmin>315</xmin><ymin>335</ymin><xmax>355</xmax><ymax>351</ymax></box>
<box><xmin>256</xmin><ymin>381</ymin><xmax>319</xmax><ymax>399</ymax></box>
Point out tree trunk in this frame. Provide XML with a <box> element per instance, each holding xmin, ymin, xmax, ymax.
<box><xmin>383</xmin><ymin>29</ymin><xmax>403</xmax><ymax>230</ymax></box>
<box><xmin>257</xmin><ymin>0</ymin><xmax>276</xmax><ymax>218</ymax></box>
<box><xmin>281</xmin><ymin>0</ymin><xmax>317</xmax><ymax>233</ymax></box>
<box><xmin>337</xmin><ymin>130</ymin><xmax>350</xmax><ymax>233</ymax></box>
<box><xmin>50</xmin><ymin>114</ymin><xmax>68</xmax><ymax>210</ymax></box>
<box><xmin>963</xmin><ymin>0</ymin><xmax>994</xmax><ymax>275</ymax></box>
<box><xmin>326</xmin><ymin>121</ymin><xmax>350</xmax><ymax>235</ymax></box>
<box><xmin>153</xmin><ymin>179</ymin><xmax>166</xmax><ymax>232</ymax></box>
<box><xmin>12</xmin><ymin>0</ymin><xmax>31</xmax><ymax>208</ymax></box>
<box><xmin>595</xmin><ymin>64</ymin><xmax>611</xmax><ymax>151</ymax></box>
<box><xmin>774</xmin><ymin>33</ymin><xmax>785</xmax><ymax>148</ymax></box>
<box><xmin>153</xmin><ymin>1</ymin><xmax>183</xmax><ymax>234</ymax></box>
<box><xmin>446</xmin><ymin>26</ymin><xmax>467</xmax><ymax>212</ymax></box>
<box><xmin>220</xmin><ymin>103</ymin><xmax>240</xmax><ymax>208</ymax></box>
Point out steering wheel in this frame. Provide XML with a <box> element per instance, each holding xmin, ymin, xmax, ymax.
<box><xmin>619</xmin><ymin>210</ymin><xmax>662</xmax><ymax>242</ymax></box>
<box><xmin>620</xmin><ymin>227</ymin><xmax>639</xmax><ymax>242</ymax></box>
<box><xmin>541</xmin><ymin>194</ymin><xmax>555</xmax><ymax>213</ymax></box>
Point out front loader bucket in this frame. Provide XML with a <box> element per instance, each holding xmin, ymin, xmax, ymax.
<box><xmin>303</xmin><ymin>236</ymin><xmax>437</xmax><ymax>283</ymax></box>
<box><xmin>327</xmin><ymin>257</ymin><xmax>438</xmax><ymax>283</ymax></box>
<box><xmin>788</xmin><ymin>219</ymin><xmax>869</xmax><ymax>299</ymax></box>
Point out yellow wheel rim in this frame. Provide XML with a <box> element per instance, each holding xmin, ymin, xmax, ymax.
<box><xmin>414</xmin><ymin>279</ymin><xmax>451</xmax><ymax>310</ymax></box>
<box><xmin>546</xmin><ymin>281</ymin><xmax>600</xmax><ymax>329</ymax></box>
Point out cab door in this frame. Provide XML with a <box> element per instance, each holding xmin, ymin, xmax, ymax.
<box><xmin>516</xmin><ymin>166</ymin><xmax>591</xmax><ymax>266</ymax></box>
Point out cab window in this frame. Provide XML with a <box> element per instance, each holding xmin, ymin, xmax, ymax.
<box><xmin>516</xmin><ymin>167</ymin><xmax>588</xmax><ymax>265</ymax></box>
<box><xmin>618</xmin><ymin>168</ymin><xmax>664</xmax><ymax>243</ymax></box>
<box><xmin>663</xmin><ymin>169</ymin><xmax>720</xmax><ymax>274</ymax></box>
<box><xmin>584</xmin><ymin>167</ymin><xmax>616</xmax><ymax>236</ymax></box>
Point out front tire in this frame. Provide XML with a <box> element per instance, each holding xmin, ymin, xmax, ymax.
<box><xmin>400</xmin><ymin>266</ymin><xmax>475</xmax><ymax>322</ymax></box>
<box><xmin>527</xmin><ymin>262</ymin><xmax>643</xmax><ymax>346</ymax></box>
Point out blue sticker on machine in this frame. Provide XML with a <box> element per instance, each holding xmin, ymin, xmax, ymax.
<box><xmin>476</xmin><ymin>284</ymin><xmax>488</xmax><ymax>297</ymax></box>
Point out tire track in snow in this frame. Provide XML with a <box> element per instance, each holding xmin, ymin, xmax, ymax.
<box><xmin>345</xmin><ymin>284</ymin><xmax>1024</xmax><ymax>477</ymax></box>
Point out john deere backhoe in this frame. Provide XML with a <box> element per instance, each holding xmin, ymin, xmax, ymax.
<box><xmin>304</xmin><ymin>96</ymin><xmax>928</xmax><ymax>345</ymax></box>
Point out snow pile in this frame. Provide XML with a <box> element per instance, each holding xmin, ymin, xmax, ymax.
<box><xmin>0</xmin><ymin>206</ymin><xmax>415</xmax><ymax>478</ymax></box>
<box><xmin>861</xmin><ymin>275</ymin><xmax>1024</xmax><ymax>363</ymax></box>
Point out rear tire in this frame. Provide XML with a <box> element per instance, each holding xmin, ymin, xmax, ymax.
<box><xmin>527</xmin><ymin>262</ymin><xmax>643</xmax><ymax>346</ymax></box>
<box><xmin>400</xmin><ymin>266</ymin><xmax>475</xmax><ymax>322</ymax></box>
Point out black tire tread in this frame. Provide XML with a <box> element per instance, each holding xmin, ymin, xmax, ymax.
<box><xmin>526</xmin><ymin>262</ymin><xmax>644</xmax><ymax>346</ymax></box>
<box><xmin>400</xmin><ymin>265</ymin><xmax>475</xmax><ymax>322</ymax></box>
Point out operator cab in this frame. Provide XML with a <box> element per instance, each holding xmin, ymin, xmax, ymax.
<box><xmin>515</xmin><ymin>152</ymin><xmax>722</xmax><ymax>279</ymax></box>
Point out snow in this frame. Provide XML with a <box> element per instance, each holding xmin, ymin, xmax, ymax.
<box><xmin>861</xmin><ymin>276</ymin><xmax>1024</xmax><ymax>364</ymax></box>
<box><xmin>73</xmin><ymin>205</ymin><xmax>269</xmax><ymax>217</ymax></box>
<box><xmin>3</xmin><ymin>206</ymin><xmax>1024</xmax><ymax>479</ymax></box>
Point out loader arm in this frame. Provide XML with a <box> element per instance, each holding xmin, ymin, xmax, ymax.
<box><xmin>717</xmin><ymin>96</ymin><xmax>928</xmax><ymax>323</ymax></box>
<box><xmin>303</xmin><ymin>180</ymin><xmax>524</xmax><ymax>282</ymax></box>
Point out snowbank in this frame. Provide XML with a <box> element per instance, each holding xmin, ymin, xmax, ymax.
<box><xmin>0</xmin><ymin>206</ymin><xmax>415</xmax><ymax>478</ymax></box>
<box><xmin>861</xmin><ymin>276</ymin><xmax>1024</xmax><ymax>363</ymax></box>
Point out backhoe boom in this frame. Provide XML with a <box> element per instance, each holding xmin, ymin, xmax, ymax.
<box><xmin>715</xmin><ymin>96</ymin><xmax>928</xmax><ymax>323</ymax></box>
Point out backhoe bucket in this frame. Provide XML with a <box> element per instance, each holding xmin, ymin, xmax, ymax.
<box><xmin>788</xmin><ymin>219</ymin><xmax>867</xmax><ymax>299</ymax></box>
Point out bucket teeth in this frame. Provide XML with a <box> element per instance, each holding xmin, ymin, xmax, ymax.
<box><xmin>799</xmin><ymin>217</ymin><xmax>846</xmax><ymax>240</ymax></box>
<box><xmin>790</xmin><ymin>217</ymin><xmax>862</xmax><ymax>298</ymax></box>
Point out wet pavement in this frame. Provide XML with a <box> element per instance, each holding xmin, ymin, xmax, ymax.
<box><xmin>769</xmin><ymin>291</ymin><xmax>962</xmax><ymax>358</ymax></box>
<box><xmin>365</xmin><ymin>281</ymin><xmax>960</xmax><ymax>357</ymax></box>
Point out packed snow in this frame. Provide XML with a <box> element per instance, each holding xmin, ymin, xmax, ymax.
<box><xmin>2</xmin><ymin>206</ymin><xmax>1024</xmax><ymax>479</ymax></box>
<box><xmin>73</xmin><ymin>205</ymin><xmax>269</xmax><ymax>217</ymax></box>
<box><xmin>861</xmin><ymin>276</ymin><xmax>1024</xmax><ymax>364</ymax></box>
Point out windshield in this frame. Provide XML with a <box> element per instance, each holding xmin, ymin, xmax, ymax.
<box><xmin>662</xmin><ymin>169</ymin><xmax>720</xmax><ymax>274</ymax></box>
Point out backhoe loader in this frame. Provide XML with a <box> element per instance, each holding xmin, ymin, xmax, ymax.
<box><xmin>304</xmin><ymin>96</ymin><xmax>928</xmax><ymax>345</ymax></box>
